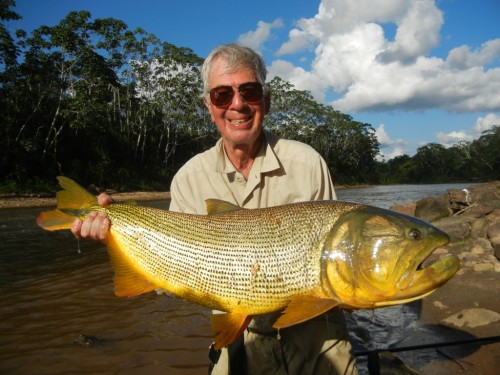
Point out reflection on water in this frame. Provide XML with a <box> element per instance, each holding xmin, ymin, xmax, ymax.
<box><xmin>0</xmin><ymin>183</ymin><xmax>476</xmax><ymax>374</ymax></box>
<box><xmin>0</xmin><ymin>206</ymin><xmax>212</xmax><ymax>375</ymax></box>
<box><xmin>337</xmin><ymin>182</ymin><xmax>477</xmax><ymax>209</ymax></box>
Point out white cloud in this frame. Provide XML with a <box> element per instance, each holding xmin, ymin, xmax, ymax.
<box><xmin>435</xmin><ymin>112</ymin><xmax>500</xmax><ymax>148</ymax></box>
<box><xmin>446</xmin><ymin>40</ymin><xmax>500</xmax><ymax>70</ymax></box>
<box><xmin>374</xmin><ymin>124</ymin><xmax>409</xmax><ymax>160</ymax></box>
<box><xmin>377</xmin><ymin>0</ymin><xmax>443</xmax><ymax>64</ymax></box>
<box><xmin>374</xmin><ymin>124</ymin><xmax>406</xmax><ymax>147</ymax></box>
<box><xmin>375</xmin><ymin>124</ymin><xmax>408</xmax><ymax>161</ymax></box>
<box><xmin>436</xmin><ymin>131</ymin><xmax>473</xmax><ymax>148</ymax></box>
<box><xmin>237</xmin><ymin>19</ymin><xmax>283</xmax><ymax>54</ymax></box>
<box><xmin>378</xmin><ymin>146</ymin><xmax>407</xmax><ymax>161</ymax></box>
<box><xmin>474</xmin><ymin>113</ymin><xmax>500</xmax><ymax>134</ymax></box>
<box><xmin>269</xmin><ymin>0</ymin><xmax>500</xmax><ymax>113</ymax></box>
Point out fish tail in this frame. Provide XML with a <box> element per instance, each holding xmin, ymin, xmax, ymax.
<box><xmin>36</xmin><ymin>176</ymin><xmax>98</xmax><ymax>231</ymax></box>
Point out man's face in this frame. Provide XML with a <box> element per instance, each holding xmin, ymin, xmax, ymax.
<box><xmin>205</xmin><ymin>58</ymin><xmax>270</xmax><ymax>149</ymax></box>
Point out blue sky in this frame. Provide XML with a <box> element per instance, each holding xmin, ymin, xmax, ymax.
<box><xmin>10</xmin><ymin>0</ymin><xmax>500</xmax><ymax>159</ymax></box>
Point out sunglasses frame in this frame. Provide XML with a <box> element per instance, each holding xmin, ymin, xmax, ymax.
<box><xmin>209</xmin><ymin>82</ymin><xmax>264</xmax><ymax>107</ymax></box>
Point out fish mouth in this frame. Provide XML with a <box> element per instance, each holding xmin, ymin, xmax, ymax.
<box><xmin>394</xmin><ymin>251</ymin><xmax>460</xmax><ymax>303</ymax></box>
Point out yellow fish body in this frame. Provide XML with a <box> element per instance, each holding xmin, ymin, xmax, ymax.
<box><xmin>37</xmin><ymin>177</ymin><xmax>460</xmax><ymax>348</ymax></box>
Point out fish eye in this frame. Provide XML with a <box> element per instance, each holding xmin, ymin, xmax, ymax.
<box><xmin>409</xmin><ymin>229</ymin><xmax>422</xmax><ymax>240</ymax></box>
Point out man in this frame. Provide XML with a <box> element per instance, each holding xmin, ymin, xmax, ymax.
<box><xmin>72</xmin><ymin>44</ymin><xmax>357</xmax><ymax>375</ymax></box>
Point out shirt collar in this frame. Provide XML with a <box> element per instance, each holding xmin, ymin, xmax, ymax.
<box><xmin>214</xmin><ymin>131</ymin><xmax>281</xmax><ymax>175</ymax></box>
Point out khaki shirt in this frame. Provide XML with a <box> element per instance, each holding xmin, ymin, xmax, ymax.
<box><xmin>169</xmin><ymin>132</ymin><xmax>336</xmax><ymax>214</ymax></box>
<box><xmin>169</xmin><ymin>132</ymin><xmax>357</xmax><ymax>374</ymax></box>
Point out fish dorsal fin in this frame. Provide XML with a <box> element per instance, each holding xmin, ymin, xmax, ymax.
<box><xmin>273</xmin><ymin>295</ymin><xmax>339</xmax><ymax>329</ymax></box>
<box><xmin>211</xmin><ymin>313</ymin><xmax>252</xmax><ymax>349</ymax></box>
<box><xmin>205</xmin><ymin>199</ymin><xmax>243</xmax><ymax>215</ymax></box>
<box><xmin>106</xmin><ymin>232</ymin><xmax>157</xmax><ymax>297</ymax></box>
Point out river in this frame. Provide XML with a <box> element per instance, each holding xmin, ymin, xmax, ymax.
<box><xmin>0</xmin><ymin>183</ymin><xmax>475</xmax><ymax>374</ymax></box>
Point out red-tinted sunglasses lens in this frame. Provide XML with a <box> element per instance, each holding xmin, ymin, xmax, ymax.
<box><xmin>210</xmin><ymin>82</ymin><xmax>263</xmax><ymax>106</ymax></box>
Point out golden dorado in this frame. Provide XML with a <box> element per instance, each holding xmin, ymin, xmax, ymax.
<box><xmin>37</xmin><ymin>177</ymin><xmax>460</xmax><ymax>349</ymax></box>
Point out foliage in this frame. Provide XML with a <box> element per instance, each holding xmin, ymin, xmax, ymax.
<box><xmin>1</xmin><ymin>2</ymin><xmax>498</xmax><ymax>194</ymax></box>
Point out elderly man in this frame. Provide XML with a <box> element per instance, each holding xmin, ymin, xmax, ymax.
<box><xmin>72</xmin><ymin>44</ymin><xmax>357</xmax><ymax>375</ymax></box>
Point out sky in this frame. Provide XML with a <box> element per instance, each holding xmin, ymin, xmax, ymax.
<box><xmin>9</xmin><ymin>0</ymin><xmax>500</xmax><ymax>159</ymax></box>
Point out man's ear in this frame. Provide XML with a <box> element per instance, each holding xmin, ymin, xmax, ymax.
<box><xmin>203</xmin><ymin>97</ymin><xmax>216</xmax><ymax>122</ymax></box>
<box><xmin>203</xmin><ymin>96</ymin><xmax>210</xmax><ymax>110</ymax></box>
<box><xmin>264</xmin><ymin>86</ymin><xmax>271</xmax><ymax>114</ymax></box>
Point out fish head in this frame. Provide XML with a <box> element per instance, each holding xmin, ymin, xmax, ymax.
<box><xmin>322</xmin><ymin>205</ymin><xmax>460</xmax><ymax>309</ymax></box>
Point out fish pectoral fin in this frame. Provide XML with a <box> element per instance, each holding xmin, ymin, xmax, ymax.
<box><xmin>211</xmin><ymin>312</ymin><xmax>252</xmax><ymax>350</ymax></box>
<box><xmin>273</xmin><ymin>296</ymin><xmax>339</xmax><ymax>329</ymax></box>
<box><xmin>205</xmin><ymin>199</ymin><xmax>243</xmax><ymax>215</ymax></box>
<box><xmin>106</xmin><ymin>233</ymin><xmax>157</xmax><ymax>297</ymax></box>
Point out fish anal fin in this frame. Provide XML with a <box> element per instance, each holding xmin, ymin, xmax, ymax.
<box><xmin>273</xmin><ymin>295</ymin><xmax>339</xmax><ymax>329</ymax></box>
<box><xmin>106</xmin><ymin>232</ymin><xmax>157</xmax><ymax>297</ymax></box>
<box><xmin>211</xmin><ymin>313</ymin><xmax>252</xmax><ymax>349</ymax></box>
<box><xmin>205</xmin><ymin>199</ymin><xmax>243</xmax><ymax>215</ymax></box>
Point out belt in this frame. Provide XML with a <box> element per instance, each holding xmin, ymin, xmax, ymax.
<box><xmin>246</xmin><ymin>311</ymin><xmax>340</xmax><ymax>336</ymax></box>
<box><xmin>246</xmin><ymin>326</ymin><xmax>282</xmax><ymax>337</ymax></box>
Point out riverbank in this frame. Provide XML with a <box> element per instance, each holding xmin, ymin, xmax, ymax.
<box><xmin>3</xmin><ymin>183</ymin><xmax>498</xmax><ymax>374</ymax></box>
<box><xmin>0</xmin><ymin>184</ymin><xmax>361</xmax><ymax>209</ymax></box>
<box><xmin>0</xmin><ymin>191</ymin><xmax>171</xmax><ymax>209</ymax></box>
<box><xmin>389</xmin><ymin>181</ymin><xmax>500</xmax><ymax>374</ymax></box>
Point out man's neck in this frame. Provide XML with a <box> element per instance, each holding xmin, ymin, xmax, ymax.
<box><xmin>223</xmin><ymin>133</ymin><xmax>264</xmax><ymax>180</ymax></box>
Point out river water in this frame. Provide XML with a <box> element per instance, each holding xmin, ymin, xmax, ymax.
<box><xmin>0</xmin><ymin>183</ymin><xmax>475</xmax><ymax>374</ymax></box>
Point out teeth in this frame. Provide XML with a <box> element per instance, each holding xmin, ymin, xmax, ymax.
<box><xmin>230</xmin><ymin>119</ymin><xmax>246</xmax><ymax>124</ymax></box>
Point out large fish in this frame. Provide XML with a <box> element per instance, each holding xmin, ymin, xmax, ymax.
<box><xmin>37</xmin><ymin>176</ymin><xmax>460</xmax><ymax>349</ymax></box>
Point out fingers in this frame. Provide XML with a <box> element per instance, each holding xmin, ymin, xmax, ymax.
<box><xmin>97</xmin><ymin>193</ymin><xmax>113</xmax><ymax>206</ymax></box>
<box><xmin>71</xmin><ymin>211</ymin><xmax>110</xmax><ymax>242</ymax></box>
<box><xmin>71</xmin><ymin>218</ymin><xmax>83</xmax><ymax>238</ymax></box>
<box><xmin>70</xmin><ymin>192</ymin><xmax>112</xmax><ymax>242</ymax></box>
<box><xmin>98</xmin><ymin>216</ymin><xmax>110</xmax><ymax>242</ymax></box>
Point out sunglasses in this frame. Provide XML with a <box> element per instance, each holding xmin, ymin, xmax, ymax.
<box><xmin>209</xmin><ymin>82</ymin><xmax>264</xmax><ymax>107</ymax></box>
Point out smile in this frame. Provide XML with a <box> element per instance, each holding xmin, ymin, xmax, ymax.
<box><xmin>229</xmin><ymin>119</ymin><xmax>248</xmax><ymax>125</ymax></box>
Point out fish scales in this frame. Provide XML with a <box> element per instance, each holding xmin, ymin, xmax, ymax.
<box><xmin>94</xmin><ymin>201</ymin><xmax>359</xmax><ymax>313</ymax></box>
<box><xmin>37</xmin><ymin>177</ymin><xmax>460</xmax><ymax>349</ymax></box>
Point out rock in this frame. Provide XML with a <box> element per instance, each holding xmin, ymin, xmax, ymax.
<box><xmin>415</xmin><ymin>194</ymin><xmax>452</xmax><ymax>223</ymax></box>
<box><xmin>460</xmin><ymin>203</ymin><xmax>494</xmax><ymax>218</ymax></box>
<box><xmin>470</xmin><ymin>217</ymin><xmax>489</xmax><ymax>239</ymax></box>
<box><xmin>73</xmin><ymin>333</ymin><xmax>104</xmax><ymax>348</ymax></box>
<box><xmin>488</xmin><ymin>221</ymin><xmax>500</xmax><ymax>261</ymax></box>
<box><xmin>495</xmin><ymin>245</ymin><xmax>500</xmax><ymax>261</ymax></box>
<box><xmin>448</xmin><ymin>188</ymin><xmax>470</xmax><ymax>208</ymax></box>
<box><xmin>433</xmin><ymin>301</ymin><xmax>448</xmax><ymax>310</ymax></box>
<box><xmin>487</xmin><ymin>208</ymin><xmax>500</xmax><ymax>223</ymax></box>
<box><xmin>432</xmin><ymin>247</ymin><xmax>449</xmax><ymax>255</ymax></box>
<box><xmin>487</xmin><ymin>221</ymin><xmax>500</xmax><ymax>244</ymax></box>
<box><xmin>441</xmin><ymin>308</ymin><xmax>500</xmax><ymax>328</ymax></box>
<box><xmin>390</xmin><ymin>202</ymin><xmax>416</xmax><ymax>217</ymax></box>
<box><xmin>470</xmin><ymin>237</ymin><xmax>493</xmax><ymax>251</ymax></box>
<box><xmin>458</xmin><ymin>251</ymin><xmax>479</xmax><ymax>261</ymax></box>
<box><xmin>433</xmin><ymin>216</ymin><xmax>470</xmax><ymax>242</ymax></box>
<box><xmin>470</xmin><ymin>245</ymin><xmax>485</xmax><ymax>254</ymax></box>
<box><xmin>468</xmin><ymin>181</ymin><xmax>500</xmax><ymax>208</ymax></box>
<box><xmin>473</xmin><ymin>263</ymin><xmax>494</xmax><ymax>272</ymax></box>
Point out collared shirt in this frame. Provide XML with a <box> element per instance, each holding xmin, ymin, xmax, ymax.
<box><xmin>169</xmin><ymin>132</ymin><xmax>336</xmax><ymax>214</ymax></box>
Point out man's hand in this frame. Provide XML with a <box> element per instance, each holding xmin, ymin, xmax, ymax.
<box><xmin>71</xmin><ymin>193</ymin><xmax>112</xmax><ymax>242</ymax></box>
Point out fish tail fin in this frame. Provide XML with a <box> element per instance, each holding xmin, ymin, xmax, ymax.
<box><xmin>36</xmin><ymin>176</ymin><xmax>98</xmax><ymax>231</ymax></box>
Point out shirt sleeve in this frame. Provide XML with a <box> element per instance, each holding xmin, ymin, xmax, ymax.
<box><xmin>311</xmin><ymin>154</ymin><xmax>337</xmax><ymax>201</ymax></box>
<box><xmin>169</xmin><ymin>174</ymin><xmax>197</xmax><ymax>214</ymax></box>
